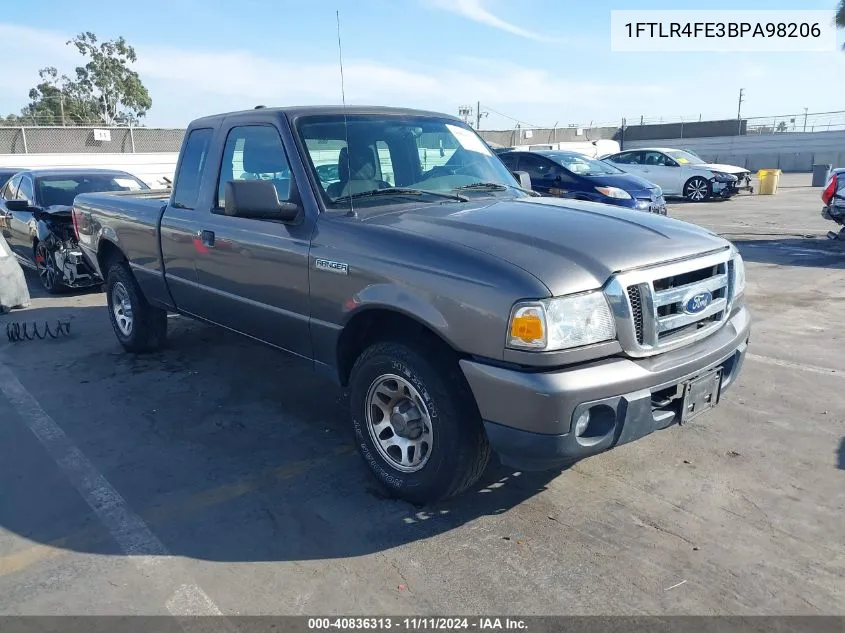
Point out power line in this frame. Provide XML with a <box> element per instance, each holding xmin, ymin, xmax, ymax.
<box><xmin>479</xmin><ymin>104</ymin><xmax>547</xmax><ymax>129</ymax></box>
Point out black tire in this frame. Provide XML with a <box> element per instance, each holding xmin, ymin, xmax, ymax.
<box><xmin>34</xmin><ymin>241</ymin><xmax>65</xmax><ymax>295</ymax></box>
<box><xmin>349</xmin><ymin>341</ymin><xmax>490</xmax><ymax>504</ymax></box>
<box><xmin>105</xmin><ymin>262</ymin><xmax>167</xmax><ymax>353</ymax></box>
<box><xmin>683</xmin><ymin>176</ymin><xmax>712</xmax><ymax>202</ymax></box>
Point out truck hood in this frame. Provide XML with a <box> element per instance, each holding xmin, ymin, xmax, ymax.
<box><xmin>363</xmin><ymin>197</ymin><xmax>729</xmax><ymax>296</ymax></box>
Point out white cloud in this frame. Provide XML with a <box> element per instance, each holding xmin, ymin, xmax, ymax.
<box><xmin>424</xmin><ymin>0</ymin><xmax>557</xmax><ymax>42</ymax></box>
<box><xmin>0</xmin><ymin>23</ymin><xmax>667</xmax><ymax>128</ymax></box>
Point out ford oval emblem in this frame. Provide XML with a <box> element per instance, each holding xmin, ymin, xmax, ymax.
<box><xmin>684</xmin><ymin>291</ymin><xmax>712</xmax><ymax>314</ymax></box>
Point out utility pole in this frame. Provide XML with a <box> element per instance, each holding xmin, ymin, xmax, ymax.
<box><xmin>736</xmin><ymin>88</ymin><xmax>745</xmax><ymax>135</ymax></box>
<box><xmin>802</xmin><ymin>107</ymin><xmax>808</xmax><ymax>132</ymax></box>
<box><xmin>475</xmin><ymin>101</ymin><xmax>488</xmax><ymax>130</ymax></box>
<box><xmin>60</xmin><ymin>95</ymin><xmax>66</xmax><ymax>127</ymax></box>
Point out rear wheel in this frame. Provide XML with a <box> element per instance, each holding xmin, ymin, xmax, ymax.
<box><xmin>34</xmin><ymin>241</ymin><xmax>64</xmax><ymax>294</ymax></box>
<box><xmin>683</xmin><ymin>176</ymin><xmax>711</xmax><ymax>202</ymax></box>
<box><xmin>349</xmin><ymin>341</ymin><xmax>490</xmax><ymax>504</ymax></box>
<box><xmin>106</xmin><ymin>262</ymin><xmax>167</xmax><ymax>353</ymax></box>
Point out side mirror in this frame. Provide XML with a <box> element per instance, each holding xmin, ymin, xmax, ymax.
<box><xmin>223</xmin><ymin>180</ymin><xmax>300</xmax><ymax>222</ymax></box>
<box><xmin>512</xmin><ymin>171</ymin><xmax>532</xmax><ymax>190</ymax></box>
<box><xmin>5</xmin><ymin>199</ymin><xmax>33</xmax><ymax>212</ymax></box>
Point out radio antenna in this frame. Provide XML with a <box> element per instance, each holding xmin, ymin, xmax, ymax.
<box><xmin>336</xmin><ymin>10</ymin><xmax>356</xmax><ymax>217</ymax></box>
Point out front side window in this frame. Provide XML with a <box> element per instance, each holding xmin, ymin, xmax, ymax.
<box><xmin>1</xmin><ymin>175</ymin><xmax>21</xmax><ymax>200</ymax></box>
<box><xmin>217</xmin><ymin>125</ymin><xmax>292</xmax><ymax>208</ymax></box>
<box><xmin>17</xmin><ymin>176</ymin><xmax>34</xmax><ymax>202</ymax></box>
<box><xmin>296</xmin><ymin>114</ymin><xmax>523</xmax><ymax>209</ymax></box>
<box><xmin>643</xmin><ymin>151</ymin><xmax>674</xmax><ymax>167</ymax></box>
<box><xmin>518</xmin><ymin>154</ymin><xmax>557</xmax><ymax>181</ymax></box>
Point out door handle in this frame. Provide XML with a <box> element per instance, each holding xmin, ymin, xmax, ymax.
<box><xmin>199</xmin><ymin>230</ymin><xmax>215</xmax><ymax>247</ymax></box>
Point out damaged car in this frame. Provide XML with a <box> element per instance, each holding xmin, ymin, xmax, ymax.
<box><xmin>0</xmin><ymin>169</ymin><xmax>149</xmax><ymax>293</ymax></box>
<box><xmin>602</xmin><ymin>148</ymin><xmax>753</xmax><ymax>201</ymax></box>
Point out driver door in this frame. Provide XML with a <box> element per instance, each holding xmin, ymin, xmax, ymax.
<box><xmin>4</xmin><ymin>174</ymin><xmax>36</xmax><ymax>259</ymax></box>
<box><xmin>517</xmin><ymin>154</ymin><xmax>557</xmax><ymax>196</ymax></box>
<box><xmin>639</xmin><ymin>151</ymin><xmax>682</xmax><ymax>194</ymax></box>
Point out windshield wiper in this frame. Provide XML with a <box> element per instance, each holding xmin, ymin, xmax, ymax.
<box><xmin>455</xmin><ymin>182</ymin><xmax>508</xmax><ymax>191</ymax></box>
<box><xmin>333</xmin><ymin>188</ymin><xmax>468</xmax><ymax>204</ymax></box>
<box><xmin>455</xmin><ymin>182</ymin><xmax>540</xmax><ymax>197</ymax></box>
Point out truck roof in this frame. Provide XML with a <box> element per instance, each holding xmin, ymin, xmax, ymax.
<box><xmin>189</xmin><ymin>105</ymin><xmax>464</xmax><ymax>127</ymax></box>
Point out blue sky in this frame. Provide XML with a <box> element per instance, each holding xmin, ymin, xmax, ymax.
<box><xmin>0</xmin><ymin>0</ymin><xmax>842</xmax><ymax>129</ymax></box>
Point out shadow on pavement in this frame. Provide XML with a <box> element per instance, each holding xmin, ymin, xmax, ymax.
<box><xmin>731</xmin><ymin>238</ymin><xmax>845</xmax><ymax>269</ymax></box>
<box><xmin>0</xmin><ymin>275</ymin><xmax>563</xmax><ymax>566</ymax></box>
<box><xmin>838</xmin><ymin>438</ymin><xmax>845</xmax><ymax>471</ymax></box>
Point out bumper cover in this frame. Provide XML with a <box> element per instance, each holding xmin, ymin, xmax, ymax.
<box><xmin>461</xmin><ymin>306</ymin><xmax>751</xmax><ymax>470</ymax></box>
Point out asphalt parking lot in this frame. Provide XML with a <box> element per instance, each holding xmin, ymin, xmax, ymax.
<box><xmin>0</xmin><ymin>172</ymin><xmax>843</xmax><ymax>616</ymax></box>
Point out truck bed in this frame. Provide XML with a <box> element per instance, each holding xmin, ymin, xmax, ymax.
<box><xmin>74</xmin><ymin>190</ymin><xmax>170</xmax><ymax>226</ymax></box>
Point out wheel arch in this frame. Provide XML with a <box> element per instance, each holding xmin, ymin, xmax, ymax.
<box><xmin>96</xmin><ymin>238</ymin><xmax>127</xmax><ymax>279</ymax></box>
<box><xmin>336</xmin><ymin>306</ymin><xmax>459</xmax><ymax>387</ymax></box>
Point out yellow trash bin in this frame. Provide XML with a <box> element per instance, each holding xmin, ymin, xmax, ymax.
<box><xmin>757</xmin><ymin>169</ymin><xmax>782</xmax><ymax>195</ymax></box>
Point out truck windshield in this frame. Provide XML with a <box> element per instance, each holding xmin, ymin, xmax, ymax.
<box><xmin>296</xmin><ymin>115</ymin><xmax>523</xmax><ymax>208</ymax></box>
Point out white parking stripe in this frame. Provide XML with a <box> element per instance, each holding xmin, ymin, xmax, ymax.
<box><xmin>0</xmin><ymin>360</ymin><xmax>235</xmax><ymax>628</ymax></box>
<box><xmin>747</xmin><ymin>353</ymin><xmax>843</xmax><ymax>378</ymax></box>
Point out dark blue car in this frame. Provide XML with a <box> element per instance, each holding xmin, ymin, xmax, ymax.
<box><xmin>498</xmin><ymin>149</ymin><xmax>667</xmax><ymax>215</ymax></box>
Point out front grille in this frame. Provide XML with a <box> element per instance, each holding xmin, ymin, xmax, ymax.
<box><xmin>607</xmin><ymin>250</ymin><xmax>733</xmax><ymax>357</ymax></box>
<box><xmin>627</xmin><ymin>285</ymin><xmax>644</xmax><ymax>344</ymax></box>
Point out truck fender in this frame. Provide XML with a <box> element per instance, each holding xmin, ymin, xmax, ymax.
<box><xmin>342</xmin><ymin>283</ymin><xmax>449</xmax><ymax>333</ymax></box>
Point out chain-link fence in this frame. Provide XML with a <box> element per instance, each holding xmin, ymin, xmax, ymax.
<box><xmin>0</xmin><ymin>126</ymin><xmax>184</xmax><ymax>154</ymax></box>
<box><xmin>745</xmin><ymin>110</ymin><xmax>845</xmax><ymax>134</ymax></box>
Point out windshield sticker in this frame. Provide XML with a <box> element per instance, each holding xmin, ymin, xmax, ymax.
<box><xmin>676</xmin><ymin>157</ymin><xmax>689</xmax><ymax>164</ymax></box>
<box><xmin>114</xmin><ymin>178</ymin><xmax>142</xmax><ymax>189</ymax></box>
<box><xmin>446</xmin><ymin>124</ymin><xmax>492</xmax><ymax>156</ymax></box>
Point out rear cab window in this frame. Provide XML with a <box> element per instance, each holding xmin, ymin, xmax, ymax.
<box><xmin>172</xmin><ymin>128</ymin><xmax>213</xmax><ymax>210</ymax></box>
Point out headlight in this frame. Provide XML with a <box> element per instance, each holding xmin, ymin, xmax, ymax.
<box><xmin>711</xmin><ymin>171</ymin><xmax>737</xmax><ymax>182</ymax></box>
<box><xmin>731</xmin><ymin>249</ymin><xmax>746</xmax><ymax>297</ymax></box>
<box><xmin>507</xmin><ymin>291</ymin><xmax>616</xmax><ymax>351</ymax></box>
<box><xmin>594</xmin><ymin>186</ymin><xmax>631</xmax><ymax>200</ymax></box>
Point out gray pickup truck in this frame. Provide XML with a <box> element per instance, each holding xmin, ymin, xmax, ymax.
<box><xmin>73</xmin><ymin>106</ymin><xmax>751</xmax><ymax>504</ymax></box>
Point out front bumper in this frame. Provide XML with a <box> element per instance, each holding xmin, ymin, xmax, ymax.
<box><xmin>460</xmin><ymin>306</ymin><xmax>751</xmax><ymax>470</ymax></box>
<box><xmin>822</xmin><ymin>204</ymin><xmax>845</xmax><ymax>224</ymax></box>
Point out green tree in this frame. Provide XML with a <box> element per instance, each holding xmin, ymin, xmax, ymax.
<box><xmin>776</xmin><ymin>121</ymin><xmax>788</xmax><ymax>132</ymax></box>
<box><xmin>839</xmin><ymin>0</ymin><xmax>845</xmax><ymax>46</ymax></box>
<box><xmin>3</xmin><ymin>32</ymin><xmax>151</xmax><ymax>126</ymax></box>
<box><xmin>67</xmin><ymin>32</ymin><xmax>151</xmax><ymax>124</ymax></box>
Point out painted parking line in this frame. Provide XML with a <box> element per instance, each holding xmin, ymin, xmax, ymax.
<box><xmin>0</xmin><ymin>360</ymin><xmax>235</xmax><ymax>628</ymax></box>
<box><xmin>0</xmin><ymin>438</ymin><xmax>354</xmax><ymax>578</ymax></box>
<box><xmin>747</xmin><ymin>353</ymin><xmax>843</xmax><ymax>378</ymax></box>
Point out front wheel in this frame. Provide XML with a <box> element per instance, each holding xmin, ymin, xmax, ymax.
<box><xmin>349</xmin><ymin>341</ymin><xmax>490</xmax><ymax>504</ymax></box>
<box><xmin>34</xmin><ymin>241</ymin><xmax>64</xmax><ymax>294</ymax></box>
<box><xmin>106</xmin><ymin>262</ymin><xmax>167</xmax><ymax>353</ymax></box>
<box><xmin>683</xmin><ymin>176</ymin><xmax>712</xmax><ymax>202</ymax></box>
